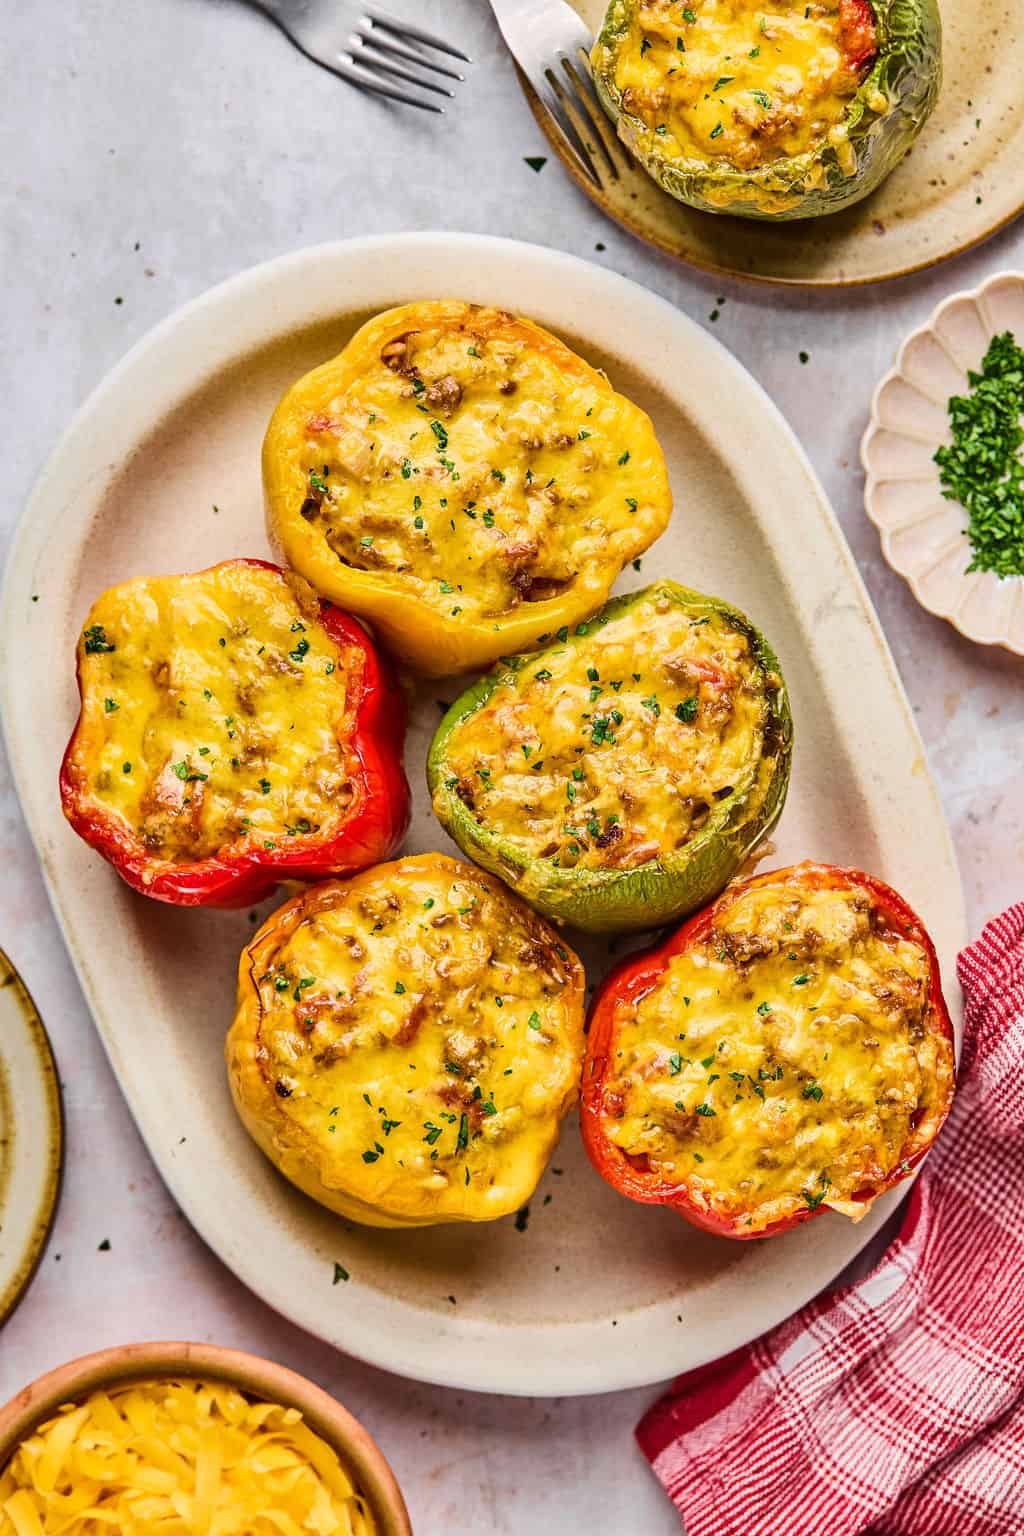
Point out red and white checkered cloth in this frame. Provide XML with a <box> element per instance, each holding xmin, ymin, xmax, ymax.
<box><xmin>637</xmin><ymin>902</ymin><xmax>1024</xmax><ymax>1536</ymax></box>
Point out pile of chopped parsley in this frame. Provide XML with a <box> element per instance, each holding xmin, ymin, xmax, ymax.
<box><xmin>934</xmin><ymin>329</ymin><xmax>1024</xmax><ymax>578</ymax></box>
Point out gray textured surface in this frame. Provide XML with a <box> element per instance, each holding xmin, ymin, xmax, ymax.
<box><xmin>1</xmin><ymin>2</ymin><xmax>1021</xmax><ymax>1531</ymax></box>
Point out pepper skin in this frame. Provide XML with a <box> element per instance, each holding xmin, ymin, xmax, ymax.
<box><xmin>581</xmin><ymin>862</ymin><xmax>956</xmax><ymax>1238</ymax></box>
<box><xmin>60</xmin><ymin>559</ymin><xmax>410</xmax><ymax>907</ymax></box>
<box><xmin>427</xmin><ymin>581</ymin><xmax>792</xmax><ymax>934</ymax></box>
<box><xmin>262</xmin><ymin>300</ymin><xmax>672</xmax><ymax>677</ymax></box>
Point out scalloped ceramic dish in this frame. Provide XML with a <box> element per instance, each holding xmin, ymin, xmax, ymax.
<box><xmin>861</xmin><ymin>271</ymin><xmax>1024</xmax><ymax>654</ymax></box>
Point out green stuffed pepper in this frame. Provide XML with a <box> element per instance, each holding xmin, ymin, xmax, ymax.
<box><xmin>427</xmin><ymin>581</ymin><xmax>792</xmax><ymax>934</ymax></box>
<box><xmin>591</xmin><ymin>0</ymin><xmax>941</xmax><ymax>220</ymax></box>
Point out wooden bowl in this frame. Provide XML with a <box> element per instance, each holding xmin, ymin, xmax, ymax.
<box><xmin>0</xmin><ymin>1341</ymin><xmax>412</xmax><ymax>1535</ymax></box>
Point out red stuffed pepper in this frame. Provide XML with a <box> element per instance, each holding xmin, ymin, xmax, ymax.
<box><xmin>60</xmin><ymin>558</ymin><xmax>410</xmax><ymax>906</ymax></box>
<box><xmin>581</xmin><ymin>862</ymin><xmax>956</xmax><ymax>1239</ymax></box>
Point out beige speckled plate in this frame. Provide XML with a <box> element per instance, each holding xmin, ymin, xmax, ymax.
<box><xmin>861</xmin><ymin>270</ymin><xmax>1024</xmax><ymax>652</ymax></box>
<box><xmin>518</xmin><ymin>0</ymin><xmax>1024</xmax><ymax>286</ymax></box>
<box><xmin>0</xmin><ymin>950</ymin><xmax>63</xmax><ymax>1327</ymax></box>
<box><xmin>0</xmin><ymin>235</ymin><xmax>964</xmax><ymax>1395</ymax></box>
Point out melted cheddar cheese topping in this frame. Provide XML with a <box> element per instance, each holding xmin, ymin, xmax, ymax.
<box><xmin>291</xmin><ymin>310</ymin><xmax>664</xmax><ymax>622</ymax></box>
<box><xmin>69</xmin><ymin>564</ymin><xmax>355</xmax><ymax>866</ymax></box>
<box><xmin>439</xmin><ymin>589</ymin><xmax>766</xmax><ymax>872</ymax></box>
<box><xmin>234</xmin><ymin>856</ymin><xmax>584</xmax><ymax>1225</ymax></box>
<box><xmin>603</xmin><ymin>878</ymin><xmax>952</xmax><ymax>1232</ymax></box>
<box><xmin>611</xmin><ymin>0</ymin><xmax>875</xmax><ymax>170</ymax></box>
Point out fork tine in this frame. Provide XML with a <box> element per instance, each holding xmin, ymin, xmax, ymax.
<box><xmin>538</xmin><ymin>72</ymin><xmax>602</xmax><ymax>189</ymax></box>
<box><xmin>352</xmin><ymin>28</ymin><xmax>465</xmax><ymax>81</ymax></box>
<box><xmin>363</xmin><ymin>6</ymin><xmax>472</xmax><ymax>63</ymax></box>
<box><xmin>333</xmin><ymin>54</ymin><xmax>446</xmax><ymax>112</ymax></box>
<box><xmin>349</xmin><ymin>38</ymin><xmax>455</xmax><ymax>97</ymax></box>
<box><xmin>560</xmin><ymin>56</ymin><xmax>620</xmax><ymax>180</ymax></box>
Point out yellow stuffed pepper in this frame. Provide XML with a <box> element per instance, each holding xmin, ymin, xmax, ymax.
<box><xmin>263</xmin><ymin>301</ymin><xmax>672</xmax><ymax>677</ymax></box>
<box><xmin>227</xmin><ymin>853</ymin><xmax>586</xmax><ymax>1227</ymax></box>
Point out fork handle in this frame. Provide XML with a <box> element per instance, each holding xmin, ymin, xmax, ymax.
<box><xmin>486</xmin><ymin>0</ymin><xmax>560</xmax><ymax>40</ymax></box>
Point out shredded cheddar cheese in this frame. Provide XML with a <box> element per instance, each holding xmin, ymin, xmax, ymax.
<box><xmin>439</xmin><ymin>590</ymin><xmax>766</xmax><ymax>872</ymax></box>
<box><xmin>603</xmin><ymin>879</ymin><xmax>953</xmax><ymax>1232</ymax></box>
<box><xmin>612</xmin><ymin>0</ymin><xmax>874</xmax><ymax>170</ymax></box>
<box><xmin>0</xmin><ymin>1378</ymin><xmax>376</xmax><ymax>1535</ymax></box>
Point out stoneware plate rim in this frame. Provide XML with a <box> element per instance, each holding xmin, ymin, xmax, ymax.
<box><xmin>0</xmin><ymin>233</ymin><xmax>965</xmax><ymax>1396</ymax></box>
<box><xmin>0</xmin><ymin>1340</ymin><xmax>411</xmax><ymax>1535</ymax></box>
<box><xmin>0</xmin><ymin>948</ymin><xmax>63</xmax><ymax>1328</ymax></box>
<box><xmin>860</xmin><ymin>268</ymin><xmax>1024</xmax><ymax>654</ymax></box>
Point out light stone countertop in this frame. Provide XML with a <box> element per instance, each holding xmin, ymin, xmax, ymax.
<box><xmin>1</xmin><ymin>3</ymin><xmax>1022</xmax><ymax>1531</ymax></box>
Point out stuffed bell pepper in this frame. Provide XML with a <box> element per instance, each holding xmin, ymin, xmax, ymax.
<box><xmin>60</xmin><ymin>559</ymin><xmax>410</xmax><ymax>906</ymax></box>
<box><xmin>428</xmin><ymin>580</ymin><xmax>792</xmax><ymax>933</ymax></box>
<box><xmin>581</xmin><ymin>862</ymin><xmax>956</xmax><ymax>1238</ymax></box>
<box><xmin>591</xmin><ymin>0</ymin><xmax>941</xmax><ymax>219</ymax></box>
<box><xmin>263</xmin><ymin>300</ymin><xmax>672</xmax><ymax>676</ymax></box>
<box><xmin>227</xmin><ymin>853</ymin><xmax>586</xmax><ymax>1226</ymax></box>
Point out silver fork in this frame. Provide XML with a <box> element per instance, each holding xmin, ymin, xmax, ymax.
<box><xmin>486</xmin><ymin>0</ymin><xmax>625</xmax><ymax>188</ymax></box>
<box><xmin>247</xmin><ymin>2</ymin><xmax>471</xmax><ymax>113</ymax></box>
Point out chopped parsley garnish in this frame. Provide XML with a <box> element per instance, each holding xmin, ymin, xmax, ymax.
<box><xmin>713</xmin><ymin>76</ymin><xmax>734</xmax><ymax>89</ymax></box>
<box><xmin>104</xmin><ymin>697</ymin><xmax>119</xmax><ymax>712</ymax></box>
<box><xmin>333</xmin><ymin>1262</ymin><xmax>350</xmax><ymax>1284</ymax></box>
<box><xmin>792</xmin><ymin>973</ymin><xmax>810</xmax><ymax>986</ymax></box>
<box><xmin>668</xmin><ymin>1051</ymin><xmax>683</xmax><ymax>1076</ymax></box>
<box><xmin>394</xmin><ymin>981</ymin><xmax>406</xmax><ymax>995</ymax></box>
<box><xmin>709</xmin><ymin>123</ymin><xmax>724</xmax><ymax>140</ymax></box>
<box><xmin>695</xmin><ymin>1103</ymin><xmax>716</xmax><ymax>1117</ymax></box>
<box><xmin>802</xmin><ymin>1082</ymin><xmax>824</xmax><ymax>1101</ymax></box>
<box><xmin>172</xmin><ymin>759</ymin><xmax>207</xmax><ymax>782</ymax></box>
<box><xmin>756</xmin><ymin>1000</ymin><xmax>772</xmax><ymax>1015</ymax></box>
<box><xmin>528</xmin><ymin>1011</ymin><xmax>542</xmax><ymax>1030</ymax></box>
<box><xmin>675</xmin><ymin>697</ymin><xmax>699</xmax><ymax>723</ymax></box>
<box><xmin>934</xmin><ymin>331</ymin><xmax>1024</xmax><ymax>577</ymax></box>
<box><xmin>456</xmin><ymin>1112</ymin><xmax>470</xmax><ymax>1151</ymax></box>
<box><xmin>801</xmin><ymin>1174</ymin><xmax>831</xmax><ymax>1210</ymax></box>
<box><xmin>83</xmin><ymin>624</ymin><xmax>115</xmax><ymax>654</ymax></box>
<box><xmin>750</xmin><ymin>88</ymin><xmax>772</xmax><ymax>108</ymax></box>
<box><xmin>289</xmin><ymin>637</ymin><xmax>310</xmax><ymax>662</ymax></box>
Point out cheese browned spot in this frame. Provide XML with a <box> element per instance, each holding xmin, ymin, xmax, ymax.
<box><xmin>70</xmin><ymin>564</ymin><xmax>354</xmax><ymax>865</ymax></box>
<box><xmin>603</xmin><ymin>881</ymin><xmax>952</xmax><ymax>1232</ymax></box>
<box><xmin>439</xmin><ymin>591</ymin><xmax>767</xmax><ymax>872</ymax></box>
<box><xmin>294</xmin><ymin>313</ymin><xmax>662</xmax><ymax>621</ymax></box>
<box><xmin>614</xmin><ymin>0</ymin><xmax>876</xmax><ymax>172</ymax></box>
<box><xmin>236</xmin><ymin>857</ymin><xmax>584</xmax><ymax>1224</ymax></box>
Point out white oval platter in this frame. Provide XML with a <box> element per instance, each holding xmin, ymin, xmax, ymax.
<box><xmin>0</xmin><ymin>234</ymin><xmax>964</xmax><ymax>1396</ymax></box>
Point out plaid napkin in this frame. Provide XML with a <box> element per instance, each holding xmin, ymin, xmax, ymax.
<box><xmin>636</xmin><ymin>902</ymin><xmax>1024</xmax><ymax>1536</ymax></box>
